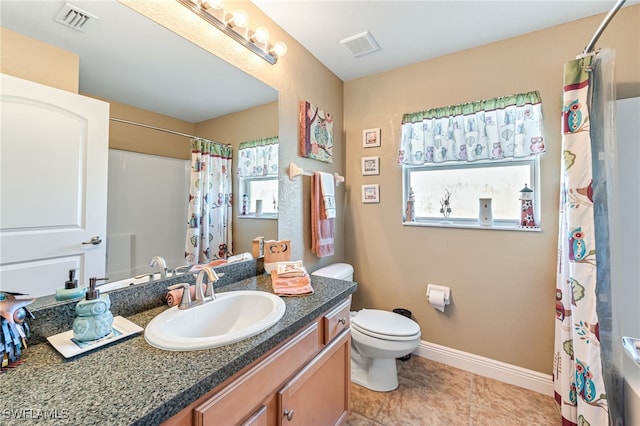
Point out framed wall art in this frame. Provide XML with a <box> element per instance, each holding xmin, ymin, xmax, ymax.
<box><xmin>361</xmin><ymin>156</ymin><xmax>380</xmax><ymax>176</ymax></box>
<box><xmin>362</xmin><ymin>184</ymin><xmax>380</xmax><ymax>204</ymax></box>
<box><xmin>299</xmin><ymin>100</ymin><xmax>334</xmax><ymax>163</ymax></box>
<box><xmin>362</xmin><ymin>128</ymin><xmax>381</xmax><ymax>148</ymax></box>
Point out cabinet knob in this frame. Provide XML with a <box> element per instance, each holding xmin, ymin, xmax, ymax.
<box><xmin>338</xmin><ymin>317</ymin><xmax>346</xmax><ymax>325</ymax></box>
<box><xmin>283</xmin><ymin>409</ymin><xmax>294</xmax><ymax>421</ymax></box>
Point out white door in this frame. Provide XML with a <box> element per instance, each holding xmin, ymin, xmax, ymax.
<box><xmin>0</xmin><ymin>73</ymin><xmax>109</xmax><ymax>297</ymax></box>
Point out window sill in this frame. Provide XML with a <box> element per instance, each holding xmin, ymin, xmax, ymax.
<box><xmin>402</xmin><ymin>220</ymin><xmax>542</xmax><ymax>232</ymax></box>
<box><xmin>238</xmin><ymin>214</ymin><xmax>278</xmax><ymax>220</ymax></box>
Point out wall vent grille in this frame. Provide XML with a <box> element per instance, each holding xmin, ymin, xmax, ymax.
<box><xmin>339</xmin><ymin>31</ymin><xmax>380</xmax><ymax>57</ymax></box>
<box><xmin>54</xmin><ymin>3</ymin><xmax>97</xmax><ymax>32</ymax></box>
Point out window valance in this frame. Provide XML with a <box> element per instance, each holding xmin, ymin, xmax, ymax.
<box><xmin>397</xmin><ymin>91</ymin><xmax>545</xmax><ymax>165</ymax></box>
<box><xmin>237</xmin><ymin>136</ymin><xmax>279</xmax><ymax>177</ymax></box>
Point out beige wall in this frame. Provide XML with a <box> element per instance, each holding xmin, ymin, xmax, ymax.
<box><xmin>0</xmin><ymin>27</ymin><xmax>79</xmax><ymax>93</ymax></box>
<box><xmin>343</xmin><ymin>6</ymin><xmax>640</xmax><ymax>374</ymax></box>
<box><xmin>197</xmin><ymin>102</ymin><xmax>279</xmax><ymax>254</ymax></box>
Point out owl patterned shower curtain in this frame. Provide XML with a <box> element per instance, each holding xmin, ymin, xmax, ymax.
<box><xmin>184</xmin><ymin>138</ymin><xmax>233</xmax><ymax>264</ymax></box>
<box><xmin>554</xmin><ymin>51</ymin><xmax>616</xmax><ymax>426</ymax></box>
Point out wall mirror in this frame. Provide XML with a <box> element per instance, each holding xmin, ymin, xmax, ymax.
<box><xmin>1</xmin><ymin>0</ymin><xmax>279</xmax><ymax>303</ymax></box>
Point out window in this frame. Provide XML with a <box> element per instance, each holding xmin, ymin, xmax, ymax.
<box><xmin>240</xmin><ymin>176</ymin><xmax>279</xmax><ymax>216</ymax></box>
<box><xmin>403</xmin><ymin>158</ymin><xmax>539</xmax><ymax>228</ymax></box>
<box><xmin>397</xmin><ymin>90</ymin><xmax>545</xmax><ymax>229</ymax></box>
<box><xmin>237</xmin><ymin>136</ymin><xmax>278</xmax><ymax>218</ymax></box>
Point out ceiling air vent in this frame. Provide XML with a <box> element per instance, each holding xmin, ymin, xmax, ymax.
<box><xmin>54</xmin><ymin>3</ymin><xmax>97</xmax><ymax>32</ymax></box>
<box><xmin>339</xmin><ymin>31</ymin><xmax>380</xmax><ymax>57</ymax></box>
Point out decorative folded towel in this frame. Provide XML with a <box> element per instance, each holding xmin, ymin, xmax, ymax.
<box><xmin>270</xmin><ymin>270</ymin><xmax>314</xmax><ymax>297</ymax></box>
<box><xmin>311</xmin><ymin>173</ymin><xmax>335</xmax><ymax>257</ymax></box>
<box><xmin>189</xmin><ymin>259</ymin><xmax>227</xmax><ymax>272</ymax></box>
<box><xmin>166</xmin><ymin>284</ymin><xmax>206</xmax><ymax>307</ymax></box>
<box><xmin>275</xmin><ymin>261</ymin><xmax>306</xmax><ymax>278</ymax></box>
<box><xmin>318</xmin><ymin>171</ymin><xmax>336</xmax><ymax>219</ymax></box>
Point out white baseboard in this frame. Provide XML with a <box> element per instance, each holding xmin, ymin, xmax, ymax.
<box><xmin>413</xmin><ymin>340</ymin><xmax>554</xmax><ymax>396</ymax></box>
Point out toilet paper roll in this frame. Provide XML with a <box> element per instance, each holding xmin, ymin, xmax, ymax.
<box><xmin>429</xmin><ymin>289</ymin><xmax>446</xmax><ymax>312</ymax></box>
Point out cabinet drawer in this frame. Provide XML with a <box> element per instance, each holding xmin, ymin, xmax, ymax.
<box><xmin>323</xmin><ymin>298</ymin><xmax>351</xmax><ymax>344</ymax></box>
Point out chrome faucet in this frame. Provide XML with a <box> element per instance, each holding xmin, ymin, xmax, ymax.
<box><xmin>195</xmin><ymin>267</ymin><xmax>219</xmax><ymax>303</ymax></box>
<box><xmin>148</xmin><ymin>256</ymin><xmax>168</xmax><ymax>279</ymax></box>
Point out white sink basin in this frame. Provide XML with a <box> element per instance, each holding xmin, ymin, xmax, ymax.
<box><xmin>144</xmin><ymin>290</ymin><xmax>286</xmax><ymax>351</ymax></box>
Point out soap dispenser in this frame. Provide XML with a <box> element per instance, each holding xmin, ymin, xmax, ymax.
<box><xmin>55</xmin><ymin>269</ymin><xmax>86</xmax><ymax>301</ymax></box>
<box><xmin>72</xmin><ymin>277</ymin><xmax>113</xmax><ymax>342</ymax></box>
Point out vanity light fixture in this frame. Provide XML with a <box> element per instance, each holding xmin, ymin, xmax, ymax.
<box><xmin>177</xmin><ymin>0</ymin><xmax>287</xmax><ymax>65</ymax></box>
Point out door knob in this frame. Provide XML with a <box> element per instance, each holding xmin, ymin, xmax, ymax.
<box><xmin>283</xmin><ymin>409</ymin><xmax>294</xmax><ymax>421</ymax></box>
<box><xmin>82</xmin><ymin>236</ymin><xmax>102</xmax><ymax>245</ymax></box>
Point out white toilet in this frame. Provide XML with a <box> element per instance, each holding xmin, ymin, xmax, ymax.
<box><xmin>312</xmin><ymin>263</ymin><xmax>421</xmax><ymax>392</ymax></box>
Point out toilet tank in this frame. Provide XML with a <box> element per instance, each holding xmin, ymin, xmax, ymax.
<box><xmin>312</xmin><ymin>263</ymin><xmax>354</xmax><ymax>281</ymax></box>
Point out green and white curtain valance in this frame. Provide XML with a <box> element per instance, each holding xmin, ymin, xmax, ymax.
<box><xmin>237</xmin><ymin>137</ymin><xmax>279</xmax><ymax>177</ymax></box>
<box><xmin>397</xmin><ymin>91</ymin><xmax>545</xmax><ymax>165</ymax></box>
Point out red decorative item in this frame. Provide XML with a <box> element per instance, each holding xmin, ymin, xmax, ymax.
<box><xmin>519</xmin><ymin>184</ymin><xmax>537</xmax><ymax>228</ymax></box>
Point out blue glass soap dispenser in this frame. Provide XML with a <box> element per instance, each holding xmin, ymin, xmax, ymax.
<box><xmin>72</xmin><ymin>277</ymin><xmax>113</xmax><ymax>342</ymax></box>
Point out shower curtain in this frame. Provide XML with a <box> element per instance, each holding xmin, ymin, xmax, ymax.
<box><xmin>554</xmin><ymin>49</ymin><xmax>619</xmax><ymax>426</ymax></box>
<box><xmin>184</xmin><ymin>138</ymin><xmax>233</xmax><ymax>264</ymax></box>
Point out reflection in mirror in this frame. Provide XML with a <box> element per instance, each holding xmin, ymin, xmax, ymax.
<box><xmin>1</xmin><ymin>1</ymin><xmax>278</xmax><ymax>303</ymax></box>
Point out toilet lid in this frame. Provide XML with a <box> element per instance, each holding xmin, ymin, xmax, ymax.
<box><xmin>351</xmin><ymin>309</ymin><xmax>420</xmax><ymax>340</ymax></box>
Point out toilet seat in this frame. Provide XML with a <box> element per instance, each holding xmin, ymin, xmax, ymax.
<box><xmin>351</xmin><ymin>309</ymin><xmax>420</xmax><ymax>341</ymax></box>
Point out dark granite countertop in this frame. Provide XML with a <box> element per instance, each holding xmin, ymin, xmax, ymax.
<box><xmin>1</xmin><ymin>274</ymin><xmax>357</xmax><ymax>425</ymax></box>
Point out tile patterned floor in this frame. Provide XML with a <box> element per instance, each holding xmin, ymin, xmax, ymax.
<box><xmin>347</xmin><ymin>356</ymin><xmax>561</xmax><ymax>426</ymax></box>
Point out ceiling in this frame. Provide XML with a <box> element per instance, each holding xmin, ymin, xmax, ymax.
<box><xmin>2</xmin><ymin>1</ymin><xmax>635</xmax><ymax>122</ymax></box>
<box><xmin>253</xmin><ymin>0</ymin><xmax>637</xmax><ymax>81</ymax></box>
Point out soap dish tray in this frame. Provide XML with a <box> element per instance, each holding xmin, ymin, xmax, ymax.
<box><xmin>47</xmin><ymin>316</ymin><xmax>143</xmax><ymax>359</ymax></box>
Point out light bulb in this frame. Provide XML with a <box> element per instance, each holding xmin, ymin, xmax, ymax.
<box><xmin>271</xmin><ymin>41</ymin><xmax>287</xmax><ymax>57</ymax></box>
<box><xmin>230</xmin><ymin>9</ymin><xmax>248</xmax><ymax>28</ymax></box>
<box><xmin>253</xmin><ymin>26</ymin><xmax>270</xmax><ymax>44</ymax></box>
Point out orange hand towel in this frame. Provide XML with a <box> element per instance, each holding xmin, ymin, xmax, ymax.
<box><xmin>270</xmin><ymin>270</ymin><xmax>314</xmax><ymax>297</ymax></box>
<box><xmin>189</xmin><ymin>259</ymin><xmax>227</xmax><ymax>272</ymax></box>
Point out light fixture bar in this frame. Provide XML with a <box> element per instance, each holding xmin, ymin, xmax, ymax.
<box><xmin>177</xmin><ymin>0</ymin><xmax>278</xmax><ymax>64</ymax></box>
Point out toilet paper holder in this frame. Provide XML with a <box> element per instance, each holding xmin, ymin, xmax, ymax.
<box><xmin>426</xmin><ymin>284</ymin><xmax>451</xmax><ymax>305</ymax></box>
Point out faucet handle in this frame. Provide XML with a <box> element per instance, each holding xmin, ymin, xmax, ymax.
<box><xmin>204</xmin><ymin>270</ymin><xmax>220</xmax><ymax>300</ymax></box>
<box><xmin>167</xmin><ymin>283</ymin><xmax>191</xmax><ymax>310</ymax></box>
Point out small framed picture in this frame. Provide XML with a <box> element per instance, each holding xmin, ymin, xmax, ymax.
<box><xmin>362</xmin><ymin>184</ymin><xmax>380</xmax><ymax>204</ymax></box>
<box><xmin>362</xmin><ymin>128</ymin><xmax>381</xmax><ymax>148</ymax></box>
<box><xmin>361</xmin><ymin>156</ymin><xmax>380</xmax><ymax>176</ymax></box>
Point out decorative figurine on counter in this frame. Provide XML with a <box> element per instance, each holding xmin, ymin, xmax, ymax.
<box><xmin>0</xmin><ymin>291</ymin><xmax>35</xmax><ymax>370</ymax></box>
<box><xmin>518</xmin><ymin>184</ymin><xmax>538</xmax><ymax>228</ymax></box>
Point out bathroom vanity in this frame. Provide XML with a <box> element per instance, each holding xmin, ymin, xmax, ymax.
<box><xmin>1</xmin><ymin>268</ymin><xmax>356</xmax><ymax>425</ymax></box>
<box><xmin>166</xmin><ymin>297</ymin><xmax>352</xmax><ymax>425</ymax></box>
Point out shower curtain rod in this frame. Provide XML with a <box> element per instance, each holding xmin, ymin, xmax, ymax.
<box><xmin>582</xmin><ymin>0</ymin><xmax>626</xmax><ymax>54</ymax></box>
<box><xmin>109</xmin><ymin>117</ymin><xmax>226</xmax><ymax>145</ymax></box>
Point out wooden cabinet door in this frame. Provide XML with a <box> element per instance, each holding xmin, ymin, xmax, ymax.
<box><xmin>277</xmin><ymin>330</ymin><xmax>350</xmax><ymax>426</ymax></box>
